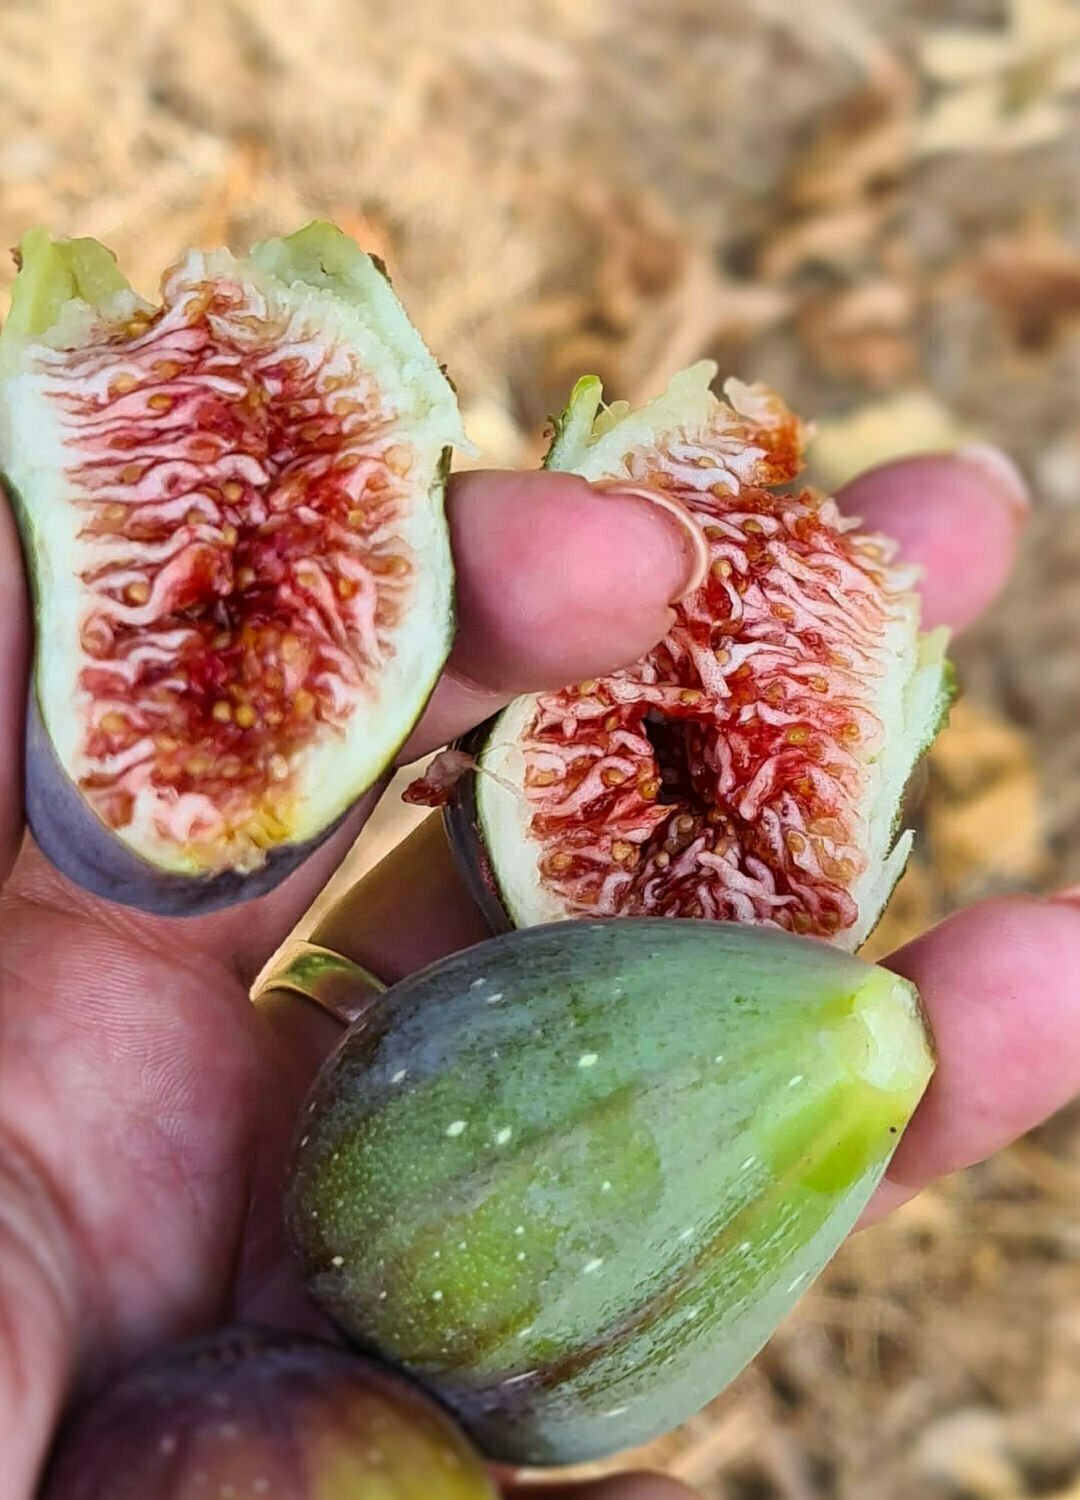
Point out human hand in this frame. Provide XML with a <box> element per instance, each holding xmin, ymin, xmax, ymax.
<box><xmin>1</xmin><ymin>453</ymin><xmax>1077</xmax><ymax>1500</ymax></box>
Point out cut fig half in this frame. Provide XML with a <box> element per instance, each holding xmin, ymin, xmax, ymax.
<box><xmin>1</xmin><ymin>223</ymin><xmax>468</xmax><ymax>913</ymax></box>
<box><xmin>443</xmin><ymin>363</ymin><xmax>953</xmax><ymax>950</ymax></box>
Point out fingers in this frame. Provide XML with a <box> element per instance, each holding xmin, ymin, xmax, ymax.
<box><xmin>399</xmin><ymin>471</ymin><xmax>707</xmax><ymax>759</ymax></box>
<box><xmin>836</xmin><ymin>448</ymin><xmax>1028</xmax><ymax>633</ymax></box>
<box><xmin>861</xmin><ymin>894</ymin><xmax>1080</xmax><ymax>1225</ymax></box>
<box><xmin>0</xmin><ymin>488</ymin><xmax>30</xmax><ymax>884</ymax></box>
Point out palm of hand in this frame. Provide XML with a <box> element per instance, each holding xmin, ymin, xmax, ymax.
<box><xmin>1</xmin><ymin>855</ymin><xmax>282</xmax><ymax>1369</ymax></box>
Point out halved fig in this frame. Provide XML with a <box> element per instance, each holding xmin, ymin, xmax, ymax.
<box><xmin>442</xmin><ymin>364</ymin><xmax>952</xmax><ymax>949</ymax></box>
<box><xmin>0</xmin><ymin>223</ymin><xmax>467</xmax><ymax>913</ymax></box>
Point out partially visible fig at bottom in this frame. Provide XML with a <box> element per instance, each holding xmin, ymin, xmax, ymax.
<box><xmin>42</xmin><ymin>1326</ymin><xmax>498</xmax><ymax>1500</ymax></box>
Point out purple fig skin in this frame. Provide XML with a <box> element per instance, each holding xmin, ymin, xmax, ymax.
<box><xmin>25</xmin><ymin>696</ymin><xmax>352</xmax><ymax>915</ymax></box>
<box><xmin>41</xmin><ymin>1326</ymin><xmax>498</xmax><ymax>1500</ymax></box>
<box><xmin>441</xmin><ymin>719</ymin><xmax>515</xmax><ymax>936</ymax></box>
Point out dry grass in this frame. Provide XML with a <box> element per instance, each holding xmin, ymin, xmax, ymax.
<box><xmin>2</xmin><ymin>1</ymin><xmax>1078</xmax><ymax>1493</ymax></box>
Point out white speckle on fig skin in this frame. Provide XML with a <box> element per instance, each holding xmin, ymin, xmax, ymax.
<box><xmin>789</xmin><ymin>1074</ymin><xmax>804</xmax><ymax>1086</ymax></box>
<box><xmin>578</xmin><ymin>1053</ymin><xmax>599</xmax><ymax>1068</ymax></box>
<box><xmin>583</xmin><ymin>1258</ymin><xmax>604</xmax><ymax>1274</ymax></box>
<box><xmin>446</xmin><ymin>1120</ymin><xmax>467</xmax><ymax>1137</ymax></box>
<box><xmin>495</xmin><ymin>1126</ymin><xmax>513</xmax><ymax>1145</ymax></box>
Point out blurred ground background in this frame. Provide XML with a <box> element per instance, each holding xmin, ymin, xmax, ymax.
<box><xmin>2</xmin><ymin>0</ymin><xmax>1078</xmax><ymax>1494</ymax></box>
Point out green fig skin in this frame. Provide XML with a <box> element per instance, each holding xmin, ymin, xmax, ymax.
<box><xmin>286</xmin><ymin>919</ymin><xmax>935</xmax><ymax>1466</ymax></box>
<box><xmin>41</xmin><ymin>1327</ymin><xmax>497</xmax><ymax>1500</ymax></box>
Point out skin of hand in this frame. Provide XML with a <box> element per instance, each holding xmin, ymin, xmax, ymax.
<box><xmin>1</xmin><ymin>453</ymin><xmax>1078</xmax><ymax>1500</ymax></box>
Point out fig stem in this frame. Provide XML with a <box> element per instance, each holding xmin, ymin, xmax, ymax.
<box><xmin>251</xmin><ymin>940</ymin><xmax>386</xmax><ymax>1029</ymax></box>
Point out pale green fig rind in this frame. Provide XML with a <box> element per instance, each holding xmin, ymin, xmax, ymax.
<box><xmin>3</xmin><ymin>229</ymin><xmax>134</xmax><ymax>346</ymax></box>
<box><xmin>287</xmin><ymin>919</ymin><xmax>935</xmax><ymax>1465</ymax></box>
<box><xmin>249</xmin><ymin>221</ymin><xmax>477</xmax><ymax>462</ymax></box>
<box><xmin>542</xmin><ymin>374</ymin><xmax>604</xmax><ymax>471</ymax></box>
<box><xmin>543</xmin><ymin>360</ymin><xmax>720</xmax><ymax>480</ymax></box>
<box><xmin>1</xmin><ymin>225</ymin><xmax>465</xmax><ymax>912</ymax></box>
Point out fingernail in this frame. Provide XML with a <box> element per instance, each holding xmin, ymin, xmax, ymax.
<box><xmin>592</xmin><ymin>481</ymin><xmax>711</xmax><ymax>602</ymax></box>
<box><xmin>955</xmin><ymin>443</ymin><xmax>1032</xmax><ymax>520</ymax></box>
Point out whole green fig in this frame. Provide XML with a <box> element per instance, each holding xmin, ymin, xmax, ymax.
<box><xmin>286</xmin><ymin>918</ymin><xmax>934</xmax><ymax>1466</ymax></box>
